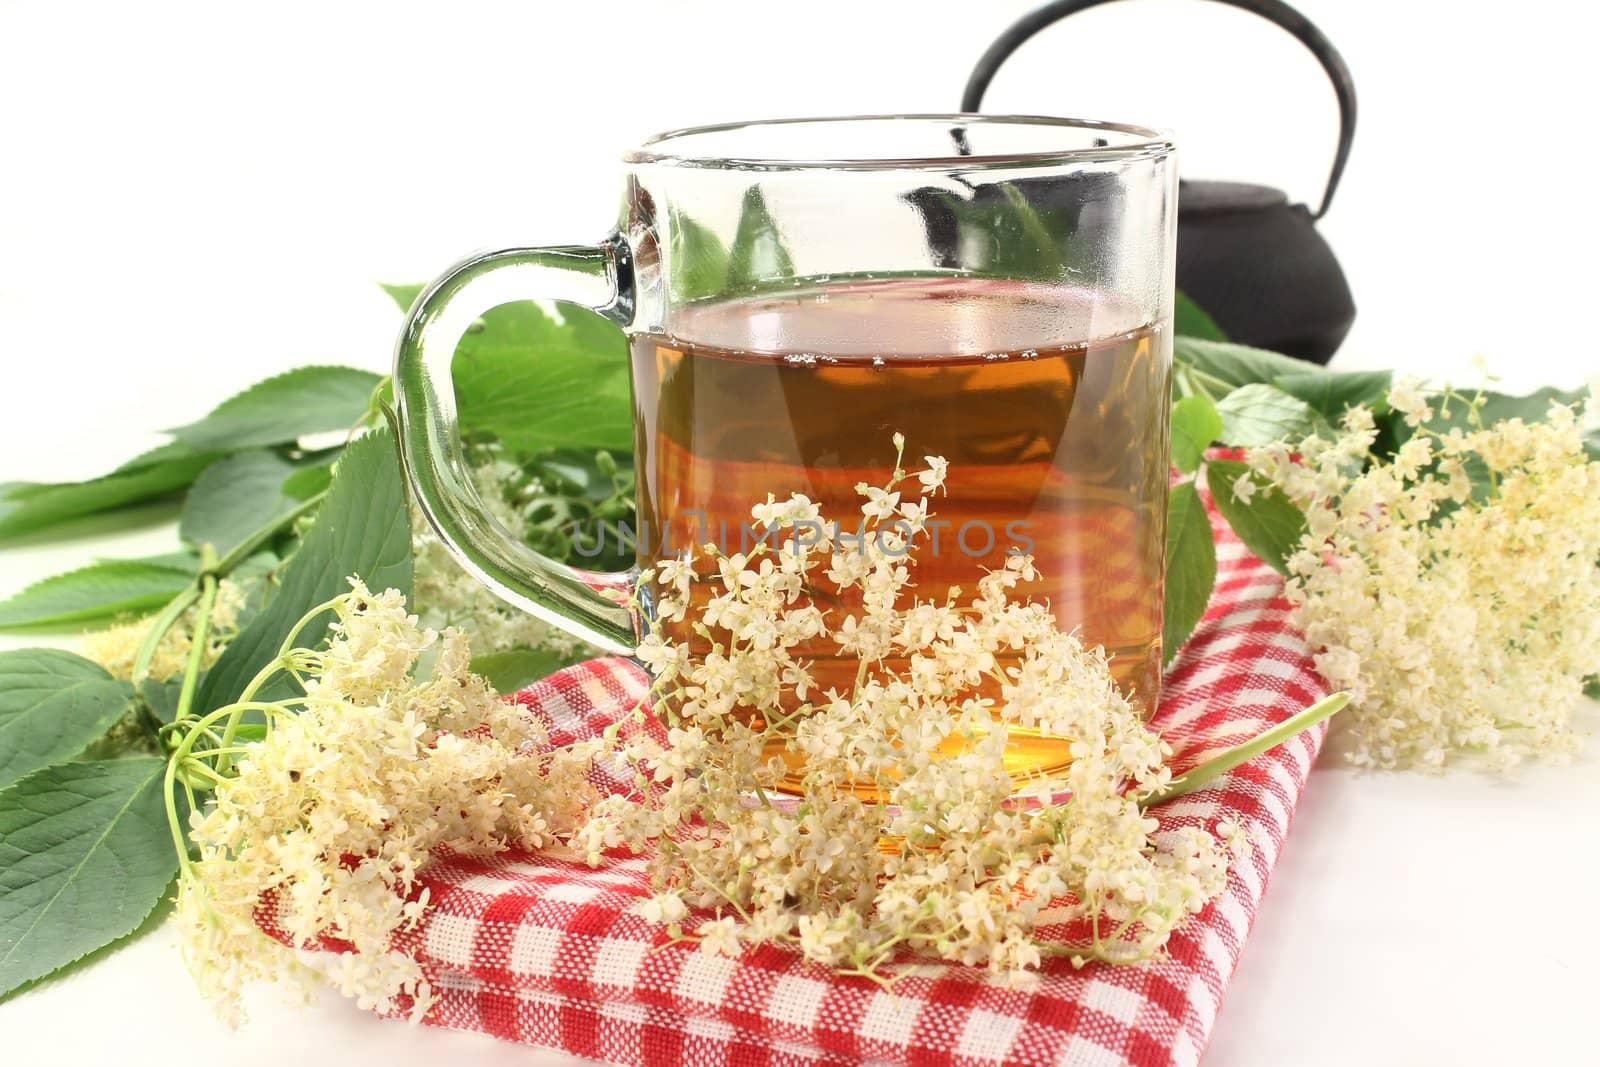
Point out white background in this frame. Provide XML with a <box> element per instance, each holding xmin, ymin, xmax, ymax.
<box><xmin>1</xmin><ymin>1</ymin><xmax>1597</xmax><ymax>1064</ymax></box>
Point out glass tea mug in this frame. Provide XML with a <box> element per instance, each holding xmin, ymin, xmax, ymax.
<box><xmin>393</xmin><ymin>115</ymin><xmax>1177</xmax><ymax>783</ymax></box>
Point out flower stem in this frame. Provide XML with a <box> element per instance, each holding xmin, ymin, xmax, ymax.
<box><xmin>163</xmin><ymin>700</ymin><xmax>267</xmax><ymax>874</ymax></box>
<box><xmin>131</xmin><ymin>491</ymin><xmax>328</xmax><ymax>692</ymax></box>
<box><xmin>130</xmin><ymin>585</ymin><xmax>201</xmax><ymax>688</ymax></box>
<box><xmin>172</xmin><ymin>547</ymin><xmax>221</xmax><ymax>724</ymax></box>
<box><xmin>1141</xmin><ymin>692</ymin><xmax>1349</xmax><ymax>807</ymax></box>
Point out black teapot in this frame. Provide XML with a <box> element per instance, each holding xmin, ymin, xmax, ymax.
<box><xmin>960</xmin><ymin>0</ymin><xmax>1357</xmax><ymax>364</ymax></box>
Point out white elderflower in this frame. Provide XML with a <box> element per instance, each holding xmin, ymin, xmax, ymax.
<box><xmin>594</xmin><ymin>436</ymin><xmax>1235</xmax><ymax>975</ymax></box>
<box><xmin>1385</xmin><ymin>375</ymin><xmax>1434</xmax><ymax>426</ymax></box>
<box><xmin>172</xmin><ymin>580</ymin><xmax>603</xmax><ymax>1024</ymax></box>
<box><xmin>1251</xmin><ymin>389</ymin><xmax>1600</xmax><ymax>771</ymax></box>
<box><xmin>695</xmin><ymin>916</ymin><xmax>743</xmax><ymax>957</ymax></box>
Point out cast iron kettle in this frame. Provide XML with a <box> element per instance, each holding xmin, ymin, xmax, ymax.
<box><xmin>962</xmin><ymin>0</ymin><xmax>1357</xmax><ymax>363</ymax></box>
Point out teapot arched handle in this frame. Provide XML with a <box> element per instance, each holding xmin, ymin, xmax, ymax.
<box><xmin>961</xmin><ymin>0</ymin><xmax>1355</xmax><ymax>219</ymax></box>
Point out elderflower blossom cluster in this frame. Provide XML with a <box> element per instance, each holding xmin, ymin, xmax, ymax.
<box><xmin>410</xmin><ymin>464</ymin><xmax>589</xmax><ymax>659</ymax></box>
<box><xmin>83</xmin><ymin>579</ymin><xmax>246</xmax><ymax>682</ymax></box>
<box><xmin>1247</xmin><ymin>380</ymin><xmax>1600</xmax><ymax>772</ymax></box>
<box><xmin>580</xmin><ymin>437</ymin><xmax>1235</xmax><ymax>974</ymax></box>
<box><xmin>175</xmin><ymin>581</ymin><xmax>601</xmax><ymax>1024</ymax></box>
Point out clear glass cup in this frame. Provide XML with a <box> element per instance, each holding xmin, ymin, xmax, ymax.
<box><xmin>394</xmin><ymin>114</ymin><xmax>1177</xmax><ymax>784</ymax></box>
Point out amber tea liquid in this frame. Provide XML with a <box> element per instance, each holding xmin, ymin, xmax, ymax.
<box><xmin>630</xmin><ymin>277</ymin><xmax>1170</xmax><ymax>786</ymax></box>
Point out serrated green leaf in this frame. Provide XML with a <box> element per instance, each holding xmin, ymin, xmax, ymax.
<box><xmin>0</xmin><ymin>650</ymin><xmax>135</xmax><ymax>789</ymax></box>
<box><xmin>1</xmin><ymin>873</ymin><xmax>177</xmax><ymax>1002</ymax></box>
<box><xmin>1170</xmin><ymin>394</ymin><xmax>1223</xmax><ymax>474</ymax></box>
<box><xmin>1215</xmin><ymin>384</ymin><xmax>1323</xmax><ymax>446</ymax></box>
<box><xmin>383</xmin><ymin>281</ymin><xmax>631</xmax><ymax>452</ymax></box>
<box><xmin>167</xmin><ymin>366</ymin><xmax>381</xmax><ymax>450</ymax></box>
<box><xmin>194</xmin><ymin>428</ymin><xmax>411</xmax><ymax>712</ymax></box>
<box><xmin>179</xmin><ymin>450</ymin><xmax>301</xmax><ymax>556</ymax></box>
<box><xmin>1274</xmin><ymin>369</ymin><xmax>1392</xmax><ymax>417</ymax></box>
<box><xmin>448</xmin><ymin>301</ymin><xmax>632</xmax><ymax>453</ymax></box>
<box><xmin>667</xmin><ymin>208</ymin><xmax>732</xmax><ymax>302</ymax></box>
<box><xmin>1163</xmin><ymin>481</ymin><xmax>1216</xmax><ymax>666</ymax></box>
<box><xmin>1174</xmin><ymin>290</ymin><xmax>1227</xmax><ymax>341</ymax></box>
<box><xmin>727</xmin><ymin>186</ymin><xmax>795</xmax><ymax>291</ymax></box>
<box><xmin>1207</xmin><ymin>460</ymin><xmax>1307</xmax><ymax>575</ymax></box>
<box><xmin>470</xmin><ymin>647</ymin><xmax>577</xmax><ymax>694</ymax></box>
<box><xmin>0</xmin><ymin>757</ymin><xmax>175</xmax><ymax>1000</ymax></box>
<box><xmin>380</xmin><ymin>282</ymin><xmax>425</xmax><ymax>313</ymax></box>
<box><xmin>122</xmin><ymin>550</ymin><xmax>201</xmax><ymax>572</ymax></box>
<box><xmin>1174</xmin><ymin>337</ymin><xmax>1309</xmax><ymax>391</ymax></box>
<box><xmin>0</xmin><ymin>561</ymin><xmax>193</xmax><ymax>630</ymax></box>
<box><xmin>0</xmin><ymin>446</ymin><xmax>222</xmax><ymax>543</ymax></box>
<box><xmin>112</xmin><ymin>440</ymin><xmax>213</xmax><ymax>475</ymax></box>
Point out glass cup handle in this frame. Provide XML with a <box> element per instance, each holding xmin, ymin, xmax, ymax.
<box><xmin>392</xmin><ymin>235</ymin><xmax>640</xmax><ymax>654</ymax></box>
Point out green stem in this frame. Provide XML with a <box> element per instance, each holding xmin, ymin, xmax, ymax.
<box><xmin>163</xmin><ymin>700</ymin><xmax>272</xmax><ymax>874</ymax></box>
<box><xmin>1141</xmin><ymin>692</ymin><xmax>1349</xmax><ymax>807</ymax></box>
<box><xmin>172</xmin><ymin>549</ymin><xmax>221</xmax><ymax>724</ymax></box>
<box><xmin>132</xmin><ymin>490</ymin><xmax>327</xmax><ymax>692</ymax></box>
<box><xmin>211</xmin><ymin>594</ymin><xmax>343</xmax><ymax>775</ymax></box>
<box><xmin>1185</xmin><ymin>364</ymin><xmax>1236</xmax><ymax>399</ymax></box>
<box><xmin>131</xmin><ymin>585</ymin><xmax>201</xmax><ymax>688</ymax></box>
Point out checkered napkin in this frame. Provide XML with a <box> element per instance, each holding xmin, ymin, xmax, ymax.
<box><xmin>265</xmin><ymin>497</ymin><xmax>1328</xmax><ymax>1067</ymax></box>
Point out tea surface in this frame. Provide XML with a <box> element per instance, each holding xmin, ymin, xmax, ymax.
<box><xmin>629</xmin><ymin>277</ymin><xmax>1171</xmax><ymax>784</ymax></box>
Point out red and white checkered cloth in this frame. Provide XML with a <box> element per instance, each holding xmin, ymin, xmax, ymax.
<box><xmin>268</xmin><ymin>497</ymin><xmax>1327</xmax><ymax>1067</ymax></box>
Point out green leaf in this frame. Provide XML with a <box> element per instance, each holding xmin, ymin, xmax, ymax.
<box><xmin>112</xmin><ymin>441</ymin><xmax>211</xmax><ymax>475</ymax></box>
<box><xmin>0</xmin><ymin>446</ymin><xmax>221</xmax><ymax>543</ymax></box>
<box><xmin>1274</xmin><ymin>369</ymin><xmax>1393</xmax><ymax>417</ymax></box>
<box><xmin>1174</xmin><ymin>337</ymin><xmax>1308</xmax><ymax>391</ymax></box>
<box><xmin>282</xmin><ymin>463</ymin><xmax>334</xmax><ymax>501</ymax></box>
<box><xmin>179</xmin><ymin>450</ymin><xmax>300</xmax><ymax>555</ymax></box>
<box><xmin>124</xmin><ymin>550</ymin><xmax>201</xmax><ymax>571</ymax></box>
<box><xmin>139</xmin><ymin>679</ymin><xmax>183</xmax><ymax>724</ymax></box>
<box><xmin>1163</xmin><ymin>481</ymin><xmax>1216</xmax><ymax>665</ymax></box>
<box><xmin>0</xmin><ymin>650</ymin><xmax>135</xmax><ymax>790</ymax></box>
<box><xmin>470</xmin><ymin>647</ymin><xmax>575</xmax><ymax>693</ymax></box>
<box><xmin>380</xmin><ymin>282</ymin><xmax>425</xmax><ymax>313</ymax></box>
<box><xmin>1214</xmin><ymin>384</ymin><xmax>1323</xmax><ymax>446</ymax></box>
<box><xmin>726</xmin><ymin>186</ymin><xmax>795</xmax><ymax>291</ymax></box>
<box><xmin>0</xmin><ymin>561</ymin><xmax>193</xmax><ymax>631</ymax></box>
<box><xmin>1170</xmin><ymin>394</ymin><xmax>1223</xmax><ymax>474</ymax></box>
<box><xmin>1207</xmin><ymin>460</ymin><xmax>1307</xmax><ymax>575</ymax></box>
<box><xmin>1585</xmin><ymin>675</ymin><xmax>1600</xmax><ymax>701</ymax></box>
<box><xmin>1174</xmin><ymin>291</ymin><xmax>1227</xmax><ymax>341</ymax></box>
<box><xmin>167</xmin><ymin>366</ymin><xmax>381</xmax><ymax>450</ymax></box>
<box><xmin>527</xmin><ymin>448</ymin><xmax>632</xmax><ymax>504</ymax></box>
<box><xmin>0</xmin><ymin>757</ymin><xmax>176</xmax><ymax>1000</ymax></box>
<box><xmin>667</xmin><ymin>208</ymin><xmax>732</xmax><ymax>302</ymax></box>
<box><xmin>382</xmin><ymin>281</ymin><xmax>632</xmax><ymax>453</ymax></box>
<box><xmin>194</xmin><ymin>428</ymin><xmax>411</xmax><ymax>712</ymax></box>
<box><xmin>1</xmin><ymin>873</ymin><xmax>177</xmax><ymax>1002</ymax></box>
<box><xmin>449</xmin><ymin>301</ymin><xmax>632</xmax><ymax>453</ymax></box>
